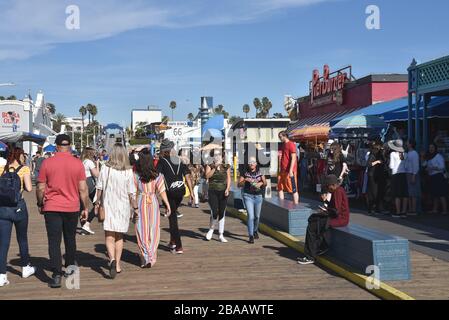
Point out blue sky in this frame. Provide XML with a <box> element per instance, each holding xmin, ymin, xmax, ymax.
<box><xmin>1</xmin><ymin>0</ymin><xmax>448</xmax><ymax>127</ymax></box>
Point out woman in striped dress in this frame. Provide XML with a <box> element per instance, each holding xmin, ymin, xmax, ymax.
<box><xmin>134</xmin><ymin>149</ymin><xmax>171</xmax><ymax>268</ymax></box>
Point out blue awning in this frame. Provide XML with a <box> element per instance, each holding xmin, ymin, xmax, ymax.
<box><xmin>330</xmin><ymin>97</ymin><xmax>410</xmax><ymax>126</ymax></box>
<box><xmin>383</xmin><ymin>96</ymin><xmax>449</xmax><ymax>122</ymax></box>
<box><xmin>0</xmin><ymin>132</ymin><xmax>47</xmax><ymax>145</ymax></box>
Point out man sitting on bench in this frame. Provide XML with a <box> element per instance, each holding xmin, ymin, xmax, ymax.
<box><xmin>298</xmin><ymin>174</ymin><xmax>350</xmax><ymax>265</ymax></box>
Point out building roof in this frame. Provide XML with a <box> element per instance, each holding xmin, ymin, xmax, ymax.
<box><xmin>231</xmin><ymin>118</ymin><xmax>291</xmax><ymax>130</ymax></box>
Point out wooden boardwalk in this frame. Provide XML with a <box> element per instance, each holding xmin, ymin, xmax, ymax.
<box><xmin>0</xmin><ymin>193</ymin><xmax>376</xmax><ymax>300</ymax></box>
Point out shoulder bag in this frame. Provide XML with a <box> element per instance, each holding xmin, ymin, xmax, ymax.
<box><xmin>98</xmin><ymin>167</ymin><xmax>111</xmax><ymax>223</ymax></box>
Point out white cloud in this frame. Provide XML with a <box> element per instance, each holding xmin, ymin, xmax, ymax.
<box><xmin>0</xmin><ymin>0</ymin><xmax>331</xmax><ymax>61</ymax></box>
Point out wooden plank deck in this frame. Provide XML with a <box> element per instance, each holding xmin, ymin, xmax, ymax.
<box><xmin>0</xmin><ymin>193</ymin><xmax>376</xmax><ymax>300</ymax></box>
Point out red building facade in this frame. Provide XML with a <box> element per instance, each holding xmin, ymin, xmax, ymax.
<box><xmin>289</xmin><ymin>65</ymin><xmax>408</xmax><ymax>141</ymax></box>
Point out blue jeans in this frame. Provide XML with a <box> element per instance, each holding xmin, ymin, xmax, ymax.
<box><xmin>0</xmin><ymin>199</ymin><xmax>30</xmax><ymax>274</ymax></box>
<box><xmin>243</xmin><ymin>193</ymin><xmax>263</xmax><ymax>237</ymax></box>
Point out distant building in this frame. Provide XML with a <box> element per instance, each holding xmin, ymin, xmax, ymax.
<box><xmin>230</xmin><ymin>118</ymin><xmax>291</xmax><ymax>177</ymax></box>
<box><xmin>131</xmin><ymin>107</ymin><xmax>162</xmax><ymax>133</ymax></box>
<box><xmin>0</xmin><ymin>91</ymin><xmax>55</xmax><ymax>155</ymax></box>
<box><xmin>61</xmin><ymin>117</ymin><xmax>89</xmax><ymax>132</ymax></box>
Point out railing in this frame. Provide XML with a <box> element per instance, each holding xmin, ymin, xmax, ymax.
<box><xmin>409</xmin><ymin>55</ymin><xmax>449</xmax><ymax>94</ymax></box>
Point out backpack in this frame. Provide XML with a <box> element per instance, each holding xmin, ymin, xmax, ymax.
<box><xmin>162</xmin><ymin>157</ymin><xmax>185</xmax><ymax>196</ymax></box>
<box><xmin>0</xmin><ymin>166</ymin><xmax>23</xmax><ymax>207</ymax></box>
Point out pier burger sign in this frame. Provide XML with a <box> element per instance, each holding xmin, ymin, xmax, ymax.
<box><xmin>310</xmin><ymin>65</ymin><xmax>351</xmax><ymax>107</ymax></box>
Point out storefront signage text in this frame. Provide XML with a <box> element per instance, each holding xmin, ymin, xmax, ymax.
<box><xmin>310</xmin><ymin>65</ymin><xmax>350</xmax><ymax>106</ymax></box>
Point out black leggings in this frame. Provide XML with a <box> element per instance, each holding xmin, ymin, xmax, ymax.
<box><xmin>208</xmin><ymin>189</ymin><xmax>227</xmax><ymax>221</ymax></box>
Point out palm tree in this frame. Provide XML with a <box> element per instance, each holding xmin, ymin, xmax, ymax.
<box><xmin>253</xmin><ymin>98</ymin><xmax>262</xmax><ymax>118</ymax></box>
<box><xmin>273</xmin><ymin>113</ymin><xmax>285</xmax><ymax>119</ymax></box>
<box><xmin>169</xmin><ymin>101</ymin><xmax>177</xmax><ymax>121</ymax></box>
<box><xmin>243</xmin><ymin>104</ymin><xmax>250</xmax><ymax>118</ymax></box>
<box><xmin>46</xmin><ymin>103</ymin><xmax>56</xmax><ymax>115</ymax></box>
<box><xmin>261</xmin><ymin>97</ymin><xmax>273</xmax><ymax>118</ymax></box>
<box><xmin>187</xmin><ymin>113</ymin><xmax>194</xmax><ymax>121</ymax></box>
<box><xmin>79</xmin><ymin>106</ymin><xmax>87</xmax><ymax>133</ymax></box>
<box><xmin>90</xmin><ymin>105</ymin><xmax>98</xmax><ymax>122</ymax></box>
<box><xmin>214</xmin><ymin>105</ymin><xmax>229</xmax><ymax>118</ymax></box>
<box><xmin>86</xmin><ymin>103</ymin><xmax>93</xmax><ymax>126</ymax></box>
<box><xmin>162</xmin><ymin>115</ymin><xmax>170</xmax><ymax>123</ymax></box>
<box><xmin>53</xmin><ymin>113</ymin><xmax>67</xmax><ymax>133</ymax></box>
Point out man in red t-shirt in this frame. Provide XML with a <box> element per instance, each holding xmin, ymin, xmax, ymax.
<box><xmin>278</xmin><ymin>131</ymin><xmax>299</xmax><ymax>204</ymax></box>
<box><xmin>36</xmin><ymin>134</ymin><xmax>89</xmax><ymax>288</ymax></box>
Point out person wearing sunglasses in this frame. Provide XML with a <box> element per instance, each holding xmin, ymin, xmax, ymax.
<box><xmin>238</xmin><ymin>157</ymin><xmax>267</xmax><ymax>244</ymax></box>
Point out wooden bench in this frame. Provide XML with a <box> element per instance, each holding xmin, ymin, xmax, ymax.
<box><xmin>327</xmin><ymin>224</ymin><xmax>411</xmax><ymax>281</ymax></box>
<box><xmin>260</xmin><ymin>197</ymin><xmax>313</xmax><ymax>236</ymax></box>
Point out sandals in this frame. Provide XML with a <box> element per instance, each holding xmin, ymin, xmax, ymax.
<box><xmin>109</xmin><ymin>260</ymin><xmax>117</xmax><ymax>279</ymax></box>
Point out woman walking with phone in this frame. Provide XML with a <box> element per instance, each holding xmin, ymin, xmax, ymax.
<box><xmin>205</xmin><ymin>150</ymin><xmax>231</xmax><ymax>243</ymax></box>
<box><xmin>239</xmin><ymin>157</ymin><xmax>267</xmax><ymax>244</ymax></box>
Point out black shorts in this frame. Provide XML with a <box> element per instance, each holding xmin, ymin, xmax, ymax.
<box><xmin>430</xmin><ymin>173</ymin><xmax>448</xmax><ymax>198</ymax></box>
<box><xmin>391</xmin><ymin>173</ymin><xmax>408</xmax><ymax>198</ymax></box>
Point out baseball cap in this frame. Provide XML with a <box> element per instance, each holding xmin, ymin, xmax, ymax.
<box><xmin>55</xmin><ymin>134</ymin><xmax>71</xmax><ymax>146</ymax></box>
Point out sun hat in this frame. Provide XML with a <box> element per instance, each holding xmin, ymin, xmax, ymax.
<box><xmin>160</xmin><ymin>139</ymin><xmax>174</xmax><ymax>152</ymax></box>
<box><xmin>323</xmin><ymin>175</ymin><xmax>339</xmax><ymax>186</ymax></box>
<box><xmin>387</xmin><ymin>139</ymin><xmax>405</xmax><ymax>153</ymax></box>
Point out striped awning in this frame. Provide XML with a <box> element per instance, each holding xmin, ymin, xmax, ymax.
<box><xmin>287</xmin><ymin>109</ymin><xmax>361</xmax><ymax>141</ymax></box>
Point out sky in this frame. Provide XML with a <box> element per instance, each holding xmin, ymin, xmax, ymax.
<box><xmin>1</xmin><ymin>0</ymin><xmax>449</xmax><ymax>127</ymax></box>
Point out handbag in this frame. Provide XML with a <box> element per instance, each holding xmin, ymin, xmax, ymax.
<box><xmin>98</xmin><ymin>167</ymin><xmax>111</xmax><ymax>223</ymax></box>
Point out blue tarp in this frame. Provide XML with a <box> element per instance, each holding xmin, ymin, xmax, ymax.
<box><xmin>202</xmin><ymin>115</ymin><xmax>224</xmax><ymax>141</ymax></box>
<box><xmin>330</xmin><ymin>97</ymin><xmax>410</xmax><ymax>126</ymax></box>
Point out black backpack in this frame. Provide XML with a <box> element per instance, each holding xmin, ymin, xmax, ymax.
<box><xmin>162</xmin><ymin>157</ymin><xmax>186</xmax><ymax>196</ymax></box>
<box><xmin>0</xmin><ymin>166</ymin><xmax>23</xmax><ymax>207</ymax></box>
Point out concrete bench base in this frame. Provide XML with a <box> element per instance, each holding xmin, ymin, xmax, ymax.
<box><xmin>260</xmin><ymin>198</ymin><xmax>313</xmax><ymax>236</ymax></box>
<box><xmin>328</xmin><ymin>224</ymin><xmax>411</xmax><ymax>281</ymax></box>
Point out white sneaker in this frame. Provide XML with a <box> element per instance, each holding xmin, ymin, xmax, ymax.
<box><xmin>219</xmin><ymin>235</ymin><xmax>228</xmax><ymax>243</ymax></box>
<box><xmin>82</xmin><ymin>225</ymin><xmax>95</xmax><ymax>235</ymax></box>
<box><xmin>205</xmin><ymin>229</ymin><xmax>214</xmax><ymax>241</ymax></box>
<box><xmin>22</xmin><ymin>265</ymin><xmax>36</xmax><ymax>279</ymax></box>
<box><xmin>0</xmin><ymin>274</ymin><xmax>9</xmax><ymax>287</ymax></box>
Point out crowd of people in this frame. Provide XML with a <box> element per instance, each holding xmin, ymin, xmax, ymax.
<box><xmin>0</xmin><ymin>134</ymin><xmax>260</xmax><ymax>288</ymax></box>
<box><xmin>1</xmin><ymin>129</ymin><xmax>449</xmax><ymax>288</ymax></box>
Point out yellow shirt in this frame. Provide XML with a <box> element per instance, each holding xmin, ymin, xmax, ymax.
<box><xmin>0</xmin><ymin>165</ymin><xmax>30</xmax><ymax>191</ymax></box>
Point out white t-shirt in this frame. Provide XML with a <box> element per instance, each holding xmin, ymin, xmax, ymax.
<box><xmin>0</xmin><ymin>157</ymin><xmax>6</xmax><ymax>166</ymax></box>
<box><xmin>389</xmin><ymin>151</ymin><xmax>407</xmax><ymax>175</ymax></box>
<box><xmin>83</xmin><ymin>159</ymin><xmax>96</xmax><ymax>178</ymax></box>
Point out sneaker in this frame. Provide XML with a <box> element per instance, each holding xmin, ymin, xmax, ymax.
<box><xmin>49</xmin><ymin>274</ymin><xmax>62</xmax><ymax>288</ymax></box>
<box><xmin>219</xmin><ymin>235</ymin><xmax>228</xmax><ymax>243</ymax></box>
<box><xmin>195</xmin><ymin>204</ymin><xmax>200</xmax><ymax>208</ymax></box>
<box><xmin>297</xmin><ymin>257</ymin><xmax>315</xmax><ymax>265</ymax></box>
<box><xmin>254</xmin><ymin>232</ymin><xmax>259</xmax><ymax>240</ymax></box>
<box><xmin>400</xmin><ymin>214</ymin><xmax>408</xmax><ymax>219</ymax></box>
<box><xmin>168</xmin><ymin>242</ymin><xmax>177</xmax><ymax>249</ymax></box>
<box><xmin>171</xmin><ymin>248</ymin><xmax>184</xmax><ymax>254</ymax></box>
<box><xmin>0</xmin><ymin>274</ymin><xmax>9</xmax><ymax>287</ymax></box>
<box><xmin>177</xmin><ymin>212</ymin><xmax>183</xmax><ymax>218</ymax></box>
<box><xmin>205</xmin><ymin>229</ymin><xmax>214</xmax><ymax>241</ymax></box>
<box><xmin>22</xmin><ymin>264</ymin><xmax>36</xmax><ymax>279</ymax></box>
<box><xmin>391</xmin><ymin>214</ymin><xmax>401</xmax><ymax>218</ymax></box>
<box><xmin>249</xmin><ymin>236</ymin><xmax>255</xmax><ymax>244</ymax></box>
<box><xmin>81</xmin><ymin>225</ymin><xmax>95</xmax><ymax>235</ymax></box>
